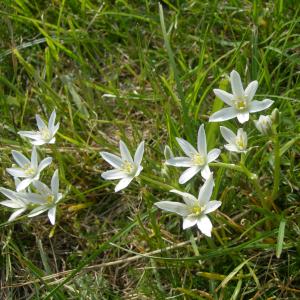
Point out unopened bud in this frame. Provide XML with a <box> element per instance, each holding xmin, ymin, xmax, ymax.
<box><xmin>254</xmin><ymin>115</ymin><xmax>272</xmax><ymax>136</ymax></box>
<box><xmin>271</xmin><ymin>108</ymin><xmax>280</xmax><ymax>126</ymax></box>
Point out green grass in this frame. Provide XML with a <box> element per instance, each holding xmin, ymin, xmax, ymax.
<box><xmin>0</xmin><ymin>0</ymin><xmax>300</xmax><ymax>299</ymax></box>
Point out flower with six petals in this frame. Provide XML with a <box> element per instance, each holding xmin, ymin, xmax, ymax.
<box><xmin>220</xmin><ymin>126</ymin><xmax>248</xmax><ymax>153</ymax></box>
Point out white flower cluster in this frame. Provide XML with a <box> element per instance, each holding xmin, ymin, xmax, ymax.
<box><xmin>0</xmin><ymin>110</ymin><xmax>62</xmax><ymax>225</ymax></box>
<box><xmin>100</xmin><ymin>70</ymin><xmax>275</xmax><ymax>237</ymax></box>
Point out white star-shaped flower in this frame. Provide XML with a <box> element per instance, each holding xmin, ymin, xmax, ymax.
<box><xmin>27</xmin><ymin>170</ymin><xmax>63</xmax><ymax>225</ymax></box>
<box><xmin>155</xmin><ymin>174</ymin><xmax>221</xmax><ymax>237</ymax></box>
<box><xmin>100</xmin><ymin>140</ymin><xmax>145</xmax><ymax>192</ymax></box>
<box><xmin>6</xmin><ymin>147</ymin><xmax>52</xmax><ymax>191</ymax></box>
<box><xmin>209</xmin><ymin>70</ymin><xmax>273</xmax><ymax>124</ymax></box>
<box><xmin>220</xmin><ymin>126</ymin><xmax>248</xmax><ymax>153</ymax></box>
<box><xmin>254</xmin><ymin>115</ymin><xmax>272</xmax><ymax>135</ymax></box>
<box><xmin>166</xmin><ymin>125</ymin><xmax>220</xmax><ymax>184</ymax></box>
<box><xmin>18</xmin><ymin>110</ymin><xmax>59</xmax><ymax>145</ymax></box>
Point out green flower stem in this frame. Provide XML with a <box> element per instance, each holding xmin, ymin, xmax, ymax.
<box><xmin>210</xmin><ymin>162</ymin><xmax>267</xmax><ymax>209</ymax></box>
<box><xmin>140</xmin><ymin>174</ymin><xmax>177</xmax><ymax>191</ymax></box>
<box><xmin>271</xmin><ymin>134</ymin><xmax>280</xmax><ymax>201</ymax></box>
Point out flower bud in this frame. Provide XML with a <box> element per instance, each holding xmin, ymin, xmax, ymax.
<box><xmin>271</xmin><ymin>108</ymin><xmax>280</xmax><ymax>126</ymax></box>
<box><xmin>254</xmin><ymin>115</ymin><xmax>272</xmax><ymax>136</ymax></box>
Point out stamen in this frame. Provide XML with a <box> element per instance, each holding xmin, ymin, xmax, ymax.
<box><xmin>41</xmin><ymin>128</ymin><xmax>51</xmax><ymax>140</ymax></box>
<box><xmin>191</xmin><ymin>205</ymin><xmax>202</xmax><ymax>216</ymax></box>
<box><xmin>122</xmin><ymin>161</ymin><xmax>135</xmax><ymax>174</ymax></box>
<box><xmin>192</xmin><ymin>153</ymin><xmax>205</xmax><ymax>166</ymax></box>
<box><xmin>233</xmin><ymin>96</ymin><xmax>247</xmax><ymax>111</ymax></box>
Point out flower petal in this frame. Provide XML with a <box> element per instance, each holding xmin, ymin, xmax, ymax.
<box><xmin>31</xmin><ymin>147</ymin><xmax>38</xmax><ymax>169</ymax></box>
<box><xmin>134</xmin><ymin>141</ymin><xmax>144</xmax><ymax>166</ymax></box>
<box><xmin>51</xmin><ymin>170</ymin><xmax>59</xmax><ymax>195</ymax></box>
<box><xmin>176</xmin><ymin>138</ymin><xmax>197</xmax><ymax>157</ymax></box>
<box><xmin>48</xmin><ymin>206</ymin><xmax>56</xmax><ymax>225</ymax></box>
<box><xmin>213</xmin><ymin>89</ymin><xmax>233</xmax><ymax>106</ymax></box>
<box><xmin>201</xmin><ymin>165</ymin><xmax>211</xmax><ymax>180</ymax></box>
<box><xmin>249</xmin><ymin>99</ymin><xmax>274</xmax><ymax>113</ymax></box>
<box><xmin>197</xmin><ymin>215</ymin><xmax>213</xmax><ymax>237</ymax></box>
<box><xmin>179</xmin><ymin>166</ymin><xmax>201</xmax><ymax>184</ymax></box>
<box><xmin>245</xmin><ymin>80</ymin><xmax>258</xmax><ymax>101</ymax></box>
<box><xmin>12</xmin><ymin>151</ymin><xmax>30</xmax><ymax>167</ymax></box>
<box><xmin>197</xmin><ymin>124</ymin><xmax>207</xmax><ymax>156</ymax></box>
<box><xmin>38</xmin><ymin>157</ymin><xmax>53</xmax><ymax>173</ymax></box>
<box><xmin>204</xmin><ymin>200</ymin><xmax>222</xmax><ymax>214</ymax></box>
<box><xmin>207</xmin><ymin>149</ymin><xmax>221</xmax><ymax>163</ymax></box>
<box><xmin>28</xmin><ymin>205</ymin><xmax>49</xmax><ymax>218</ymax></box>
<box><xmin>209</xmin><ymin>107</ymin><xmax>237</xmax><ymax>122</ymax></box>
<box><xmin>220</xmin><ymin>126</ymin><xmax>236</xmax><ymax>144</ymax></box>
<box><xmin>115</xmin><ymin>177</ymin><xmax>133</xmax><ymax>192</ymax></box>
<box><xmin>230</xmin><ymin>70</ymin><xmax>244</xmax><ymax>97</ymax></box>
<box><xmin>100</xmin><ymin>152</ymin><xmax>123</xmax><ymax>168</ymax></box>
<box><xmin>237</xmin><ymin>112</ymin><xmax>249</xmax><ymax>124</ymax></box>
<box><xmin>155</xmin><ymin>201</ymin><xmax>189</xmax><ymax>217</ymax></box>
<box><xmin>36</xmin><ymin>114</ymin><xmax>47</xmax><ymax>131</ymax></box>
<box><xmin>198</xmin><ymin>173</ymin><xmax>214</xmax><ymax>206</ymax></box>
<box><xmin>170</xmin><ymin>189</ymin><xmax>197</xmax><ymax>206</ymax></box>
<box><xmin>33</xmin><ymin>181</ymin><xmax>52</xmax><ymax>195</ymax></box>
<box><xmin>0</xmin><ymin>200</ymin><xmax>23</xmax><ymax>209</ymax></box>
<box><xmin>6</xmin><ymin>168</ymin><xmax>27</xmax><ymax>178</ymax></box>
<box><xmin>8</xmin><ymin>208</ymin><xmax>27</xmax><ymax>222</ymax></box>
<box><xmin>17</xmin><ymin>178</ymin><xmax>34</xmax><ymax>192</ymax></box>
<box><xmin>135</xmin><ymin>165</ymin><xmax>143</xmax><ymax>177</ymax></box>
<box><xmin>166</xmin><ymin>157</ymin><xmax>193</xmax><ymax>167</ymax></box>
<box><xmin>18</xmin><ymin>131</ymin><xmax>42</xmax><ymax>141</ymax></box>
<box><xmin>183</xmin><ymin>215</ymin><xmax>198</xmax><ymax>229</ymax></box>
<box><xmin>224</xmin><ymin>144</ymin><xmax>240</xmax><ymax>152</ymax></box>
<box><xmin>48</xmin><ymin>110</ymin><xmax>56</xmax><ymax>132</ymax></box>
<box><xmin>101</xmin><ymin>169</ymin><xmax>127</xmax><ymax>180</ymax></box>
<box><xmin>119</xmin><ymin>140</ymin><xmax>133</xmax><ymax>163</ymax></box>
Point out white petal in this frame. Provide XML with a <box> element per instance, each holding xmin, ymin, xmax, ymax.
<box><xmin>31</xmin><ymin>140</ymin><xmax>47</xmax><ymax>146</ymax></box>
<box><xmin>209</xmin><ymin>107</ymin><xmax>237</xmax><ymax>122</ymax></box>
<box><xmin>8</xmin><ymin>208</ymin><xmax>27</xmax><ymax>222</ymax></box>
<box><xmin>164</xmin><ymin>145</ymin><xmax>174</xmax><ymax>160</ymax></box>
<box><xmin>155</xmin><ymin>201</ymin><xmax>189</xmax><ymax>216</ymax></box>
<box><xmin>32</xmin><ymin>181</ymin><xmax>51</xmax><ymax>195</ymax></box>
<box><xmin>179</xmin><ymin>166</ymin><xmax>201</xmax><ymax>184</ymax></box>
<box><xmin>18</xmin><ymin>131</ymin><xmax>42</xmax><ymax>141</ymax></box>
<box><xmin>201</xmin><ymin>165</ymin><xmax>211</xmax><ymax>180</ymax></box>
<box><xmin>100</xmin><ymin>152</ymin><xmax>123</xmax><ymax>168</ymax></box>
<box><xmin>36</xmin><ymin>114</ymin><xmax>47</xmax><ymax>131</ymax></box>
<box><xmin>22</xmin><ymin>192</ymin><xmax>45</xmax><ymax>204</ymax></box>
<box><xmin>197</xmin><ymin>215</ymin><xmax>213</xmax><ymax>237</ymax></box>
<box><xmin>176</xmin><ymin>138</ymin><xmax>197</xmax><ymax>157</ymax></box>
<box><xmin>38</xmin><ymin>157</ymin><xmax>52</xmax><ymax>173</ymax></box>
<box><xmin>220</xmin><ymin>126</ymin><xmax>236</xmax><ymax>144</ymax></box>
<box><xmin>101</xmin><ymin>169</ymin><xmax>127</xmax><ymax>180</ymax></box>
<box><xmin>0</xmin><ymin>200</ymin><xmax>23</xmax><ymax>208</ymax></box>
<box><xmin>197</xmin><ymin>124</ymin><xmax>207</xmax><ymax>156</ymax></box>
<box><xmin>207</xmin><ymin>149</ymin><xmax>221</xmax><ymax>163</ymax></box>
<box><xmin>224</xmin><ymin>144</ymin><xmax>240</xmax><ymax>152</ymax></box>
<box><xmin>245</xmin><ymin>80</ymin><xmax>258</xmax><ymax>101</ymax></box>
<box><xmin>31</xmin><ymin>147</ymin><xmax>38</xmax><ymax>169</ymax></box>
<box><xmin>134</xmin><ymin>165</ymin><xmax>143</xmax><ymax>177</ymax></box>
<box><xmin>183</xmin><ymin>215</ymin><xmax>198</xmax><ymax>229</ymax></box>
<box><xmin>249</xmin><ymin>99</ymin><xmax>274</xmax><ymax>113</ymax></box>
<box><xmin>170</xmin><ymin>189</ymin><xmax>197</xmax><ymax>206</ymax></box>
<box><xmin>48</xmin><ymin>206</ymin><xmax>56</xmax><ymax>225</ymax></box>
<box><xmin>237</xmin><ymin>112</ymin><xmax>249</xmax><ymax>124</ymax></box>
<box><xmin>198</xmin><ymin>173</ymin><xmax>214</xmax><ymax>206</ymax></box>
<box><xmin>230</xmin><ymin>70</ymin><xmax>244</xmax><ymax>97</ymax></box>
<box><xmin>0</xmin><ymin>188</ymin><xmax>25</xmax><ymax>203</ymax></box>
<box><xmin>119</xmin><ymin>140</ymin><xmax>133</xmax><ymax>163</ymax></box>
<box><xmin>51</xmin><ymin>170</ymin><xmax>59</xmax><ymax>195</ymax></box>
<box><xmin>17</xmin><ymin>178</ymin><xmax>33</xmax><ymax>192</ymax></box>
<box><xmin>28</xmin><ymin>206</ymin><xmax>49</xmax><ymax>217</ymax></box>
<box><xmin>166</xmin><ymin>157</ymin><xmax>193</xmax><ymax>167</ymax></box>
<box><xmin>134</xmin><ymin>141</ymin><xmax>145</xmax><ymax>166</ymax></box>
<box><xmin>115</xmin><ymin>177</ymin><xmax>133</xmax><ymax>192</ymax></box>
<box><xmin>48</xmin><ymin>110</ymin><xmax>56</xmax><ymax>132</ymax></box>
<box><xmin>213</xmin><ymin>89</ymin><xmax>233</xmax><ymax>106</ymax></box>
<box><xmin>204</xmin><ymin>200</ymin><xmax>222</xmax><ymax>214</ymax></box>
<box><xmin>12</xmin><ymin>150</ymin><xmax>30</xmax><ymax>167</ymax></box>
<box><xmin>53</xmin><ymin>123</ymin><xmax>60</xmax><ymax>135</ymax></box>
<box><xmin>6</xmin><ymin>168</ymin><xmax>27</xmax><ymax>178</ymax></box>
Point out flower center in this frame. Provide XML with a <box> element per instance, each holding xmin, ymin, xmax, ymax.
<box><xmin>122</xmin><ymin>161</ymin><xmax>135</xmax><ymax>174</ymax></box>
<box><xmin>41</xmin><ymin>128</ymin><xmax>51</xmax><ymax>140</ymax></box>
<box><xmin>192</xmin><ymin>153</ymin><xmax>205</xmax><ymax>166</ymax></box>
<box><xmin>46</xmin><ymin>194</ymin><xmax>54</xmax><ymax>204</ymax></box>
<box><xmin>233</xmin><ymin>96</ymin><xmax>247</xmax><ymax>111</ymax></box>
<box><xmin>24</xmin><ymin>164</ymin><xmax>36</xmax><ymax>176</ymax></box>
<box><xmin>236</xmin><ymin>137</ymin><xmax>246</xmax><ymax>150</ymax></box>
<box><xmin>191</xmin><ymin>205</ymin><xmax>203</xmax><ymax>216</ymax></box>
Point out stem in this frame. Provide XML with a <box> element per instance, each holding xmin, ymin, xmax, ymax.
<box><xmin>140</xmin><ymin>174</ymin><xmax>176</xmax><ymax>191</ymax></box>
<box><xmin>271</xmin><ymin>134</ymin><xmax>280</xmax><ymax>201</ymax></box>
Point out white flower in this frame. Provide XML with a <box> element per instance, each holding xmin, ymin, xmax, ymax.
<box><xmin>209</xmin><ymin>70</ymin><xmax>274</xmax><ymax>124</ymax></box>
<box><xmin>254</xmin><ymin>115</ymin><xmax>272</xmax><ymax>135</ymax></box>
<box><xmin>166</xmin><ymin>125</ymin><xmax>220</xmax><ymax>184</ymax></box>
<box><xmin>18</xmin><ymin>110</ymin><xmax>59</xmax><ymax>145</ymax></box>
<box><xmin>100</xmin><ymin>140</ymin><xmax>145</xmax><ymax>192</ymax></box>
<box><xmin>155</xmin><ymin>174</ymin><xmax>221</xmax><ymax>237</ymax></box>
<box><xmin>0</xmin><ymin>188</ymin><xmax>31</xmax><ymax>222</ymax></box>
<box><xmin>27</xmin><ymin>170</ymin><xmax>63</xmax><ymax>225</ymax></box>
<box><xmin>6</xmin><ymin>147</ymin><xmax>52</xmax><ymax>192</ymax></box>
<box><xmin>220</xmin><ymin>126</ymin><xmax>248</xmax><ymax>153</ymax></box>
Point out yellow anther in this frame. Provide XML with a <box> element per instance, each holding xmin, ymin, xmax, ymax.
<box><xmin>192</xmin><ymin>153</ymin><xmax>205</xmax><ymax>166</ymax></box>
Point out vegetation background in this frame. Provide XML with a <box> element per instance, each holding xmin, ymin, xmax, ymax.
<box><xmin>0</xmin><ymin>0</ymin><xmax>299</xmax><ymax>299</ymax></box>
